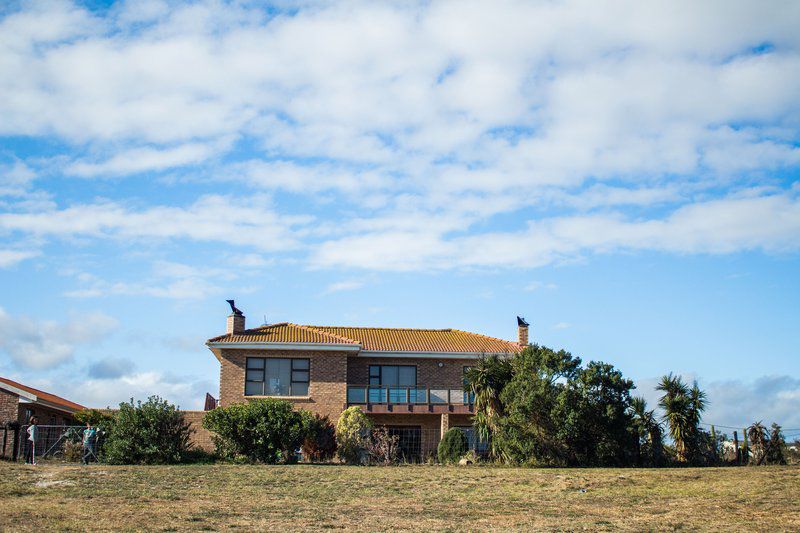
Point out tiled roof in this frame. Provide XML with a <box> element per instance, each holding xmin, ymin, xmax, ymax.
<box><xmin>208</xmin><ymin>323</ymin><xmax>520</xmax><ymax>354</ymax></box>
<box><xmin>0</xmin><ymin>376</ymin><xmax>85</xmax><ymax>412</ymax></box>
<box><xmin>207</xmin><ymin>323</ymin><xmax>358</xmax><ymax>345</ymax></box>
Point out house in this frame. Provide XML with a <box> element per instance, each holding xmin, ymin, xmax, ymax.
<box><xmin>0</xmin><ymin>376</ymin><xmax>85</xmax><ymax>459</ymax></box>
<box><xmin>206</xmin><ymin>302</ymin><xmax>526</xmax><ymax>459</ymax></box>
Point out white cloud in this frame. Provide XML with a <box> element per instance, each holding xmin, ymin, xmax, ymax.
<box><xmin>0</xmin><ymin>194</ymin><xmax>311</xmax><ymax>251</ymax></box>
<box><xmin>35</xmin><ymin>370</ymin><xmax>214</xmax><ymax>410</ymax></box>
<box><xmin>0</xmin><ymin>249</ymin><xmax>39</xmax><ymax>268</ymax></box>
<box><xmin>63</xmin><ymin>260</ymin><xmax>244</xmax><ymax>300</ymax></box>
<box><xmin>0</xmin><ymin>0</ymin><xmax>798</xmax><ymax>275</ymax></box>
<box><xmin>323</xmin><ymin>280</ymin><xmax>364</xmax><ymax>295</ymax></box>
<box><xmin>0</xmin><ymin>307</ymin><xmax>118</xmax><ymax>369</ymax></box>
<box><xmin>552</xmin><ymin>322</ymin><xmax>571</xmax><ymax>330</ymax></box>
<box><xmin>66</xmin><ymin>142</ymin><xmax>222</xmax><ymax>178</ymax></box>
<box><xmin>312</xmin><ymin>191</ymin><xmax>800</xmax><ymax>271</ymax></box>
<box><xmin>524</xmin><ymin>281</ymin><xmax>558</xmax><ymax>292</ymax></box>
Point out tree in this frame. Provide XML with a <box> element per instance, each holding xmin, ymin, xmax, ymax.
<box><xmin>656</xmin><ymin>374</ymin><xmax>706</xmax><ymax>464</ymax></box>
<box><xmin>203</xmin><ymin>399</ymin><xmax>310</xmax><ymax>463</ymax></box>
<box><xmin>336</xmin><ymin>406</ymin><xmax>373</xmax><ymax>464</ymax></box>
<box><xmin>103</xmin><ymin>396</ymin><xmax>193</xmax><ymax>465</ymax></box>
<box><xmin>438</xmin><ymin>428</ymin><xmax>469</xmax><ymax>464</ymax></box>
<box><xmin>630</xmin><ymin>397</ymin><xmax>663</xmax><ymax>467</ymax></box>
<box><xmin>302</xmin><ymin>414</ymin><xmax>337</xmax><ymax>462</ymax></box>
<box><xmin>492</xmin><ymin>346</ymin><xmax>638</xmax><ymax>466</ymax></box>
<box><xmin>463</xmin><ymin>354</ymin><xmax>512</xmax><ymax>459</ymax></box>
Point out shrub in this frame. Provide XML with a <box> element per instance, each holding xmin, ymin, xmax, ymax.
<box><xmin>103</xmin><ymin>396</ymin><xmax>193</xmax><ymax>465</ymax></box>
<box><xmin>336</xmin><ymin>407</ymin><xmax>373</xmax><ymax>464</ymax></box>
<box><xmin>74</xmin><ymin>408</ymin><xmax>115</xmax><ymax>429</ymax></box>
<box><xmin>367</xmin><ymin>427</ymin><xmax>401</xmax><ymax>465</ymax></box>
<box><xmin>203</xmin><ymin>399</ymin><xmax>310</xmax><ymax>464</ymax></box>
<box><xmin>438</xmin><ymin>428</ymin><xmax>468</xmax><ymax>464</ymax></box>
<box><xmin>302</xmin><ymin>414</ymin><xmax>337</xmax><ymax>462</ymax></box>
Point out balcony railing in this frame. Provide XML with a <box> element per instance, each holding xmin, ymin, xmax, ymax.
<box><xmin>347</xmin><ymin>385</ymin><xmax>475</xmax><ymax>406</ymax></box>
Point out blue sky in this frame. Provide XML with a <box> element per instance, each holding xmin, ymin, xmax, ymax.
<box><xmin>0</xmin><ymin>0</ymin><xmax>799</xmax><ymax>434</ymax></box>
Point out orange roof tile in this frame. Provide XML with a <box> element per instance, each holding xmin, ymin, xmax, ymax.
<box><xmin>207</xmin><ymin>323</ymin><xmax>358</xmax><ymax>345</ymax></box>
<box><xmin>0</xmin><ymin>376</ymin><xmax>85</xmax><ymax>412</ymax></box>
<box><xmin>208</xmin><ymin>323</ymin><xmax>520</xmax><ymax>354</ymax></box>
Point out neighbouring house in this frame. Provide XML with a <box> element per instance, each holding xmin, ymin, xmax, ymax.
<box><xmin>205</xmin><ymin>301</ymin><xmax>526</xmax><ymax>459</ymax></box>
<box><xmin>0</xmin><ymin>376</ymin><xmax>85</xmax><ymax>459</ymax></box>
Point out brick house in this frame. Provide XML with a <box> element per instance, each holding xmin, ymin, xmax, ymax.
<box><xmin>1</xmin><ymin>376</ymin><xmax>85</xmax><ymax>459</ymax></box>
<box><xmin>206</xmin><ymin>303</ymin><xmax>527</xmax><ymax>459</ymax></box>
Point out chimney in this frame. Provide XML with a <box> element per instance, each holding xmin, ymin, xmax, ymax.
<box><xmin>226</xmin><ymin>299</ymin><xmax>245</xmax><ymax>335</ymax></box>
<box><xmin>517</xmin><ymin>316</ymin><xmax>529</xmax><ymax>346</ymax></box>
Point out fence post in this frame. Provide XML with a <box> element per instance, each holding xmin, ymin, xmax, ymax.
<box><xmin>733</xmin><ymin>430</ymin><xmax>739</xmax><ymax>465</ymax></box>
<box><xmin>710</xmin><ymin>425</ymin><xmax>717</xmax><ymax>464</ymax></box>
<box><xmin>742</xmin><ymin>428</ymin><xmax>749</xmax><ymax>465</ymax></box>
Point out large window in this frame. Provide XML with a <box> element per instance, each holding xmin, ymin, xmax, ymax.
<box><xmin>369</xmin><ymin>365</ymin><xmax>416</xmax><ymax>403</ymax></box>
<box><xmin>245</xmin><ymin>357</ymin><xmax>309</xmax><ymax>397</ymax></box>
<box><xmin>369</xmin><ymin>365</ymin><xmax>416</xmax><ymax>386</ymax></box>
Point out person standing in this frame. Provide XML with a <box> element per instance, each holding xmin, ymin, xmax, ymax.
<box><xmin>25</xmin><ymin>416</ymin><xmax>38</xmax><ymax>465</ymax></box>
<box><xmin>82</xmin><ymin>423</ymin><xmax>98</xmax><ymax>464</ymax></box>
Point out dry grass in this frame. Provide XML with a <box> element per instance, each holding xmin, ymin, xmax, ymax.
<box><xmin>0</xmin><ymin>461</ymin><xmax>798</xmax><ymax>531</ymax></box>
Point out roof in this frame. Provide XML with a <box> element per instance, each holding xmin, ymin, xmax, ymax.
<box><xmin>208</xmin><ymin>323</ymin><xmax>520</xmax><ymax>354</ymax></box>
<box><xmin>0</xmin><ymin>376</ymin><xmax>85</xmax><ymax>412</ymax></box>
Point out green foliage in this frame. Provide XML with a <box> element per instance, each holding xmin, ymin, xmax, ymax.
<box><xmin>103</xmin><ymin>396</ymin><xmax>193</xmax><ymax>465</ymax></box>
<box><xmin>74</xmin><ymin>409</ymin><xmax>115</xmax><ymax>429</ymax></box>
<box><xmin>469</xmin><ymin>344</ymin><xmax>640</xmax><ymax>466</ymax></box>
<box><xmin>203</xmin><ymin>399</ymin><xmax>311</xmax><ymax>464</ymax></box>
<box><xmin>302</xmin><ymin>414</ymin><xmax>338</xmax><ymax>462</ymax></box>
<box><xmin>463</xmin><ymin>354</ymin><xmax>512</xmax><ymax>459</ymax></box>
<box><xmin>438</xmin><ymin>428</ymin><xmax>468</xmax><ymax>464</ymax></box>
<box><xmin>335</xmin><ymin>406</ymin><xmax>373</xmax><ymax>464</ymax></box>
<box><xmin>656</xmin><ymin>374</ymin><xmax>707</xmax><ymax>464</ymax></box>
<box><xmin>630</xmin><ymin>397</ymin><xmax>664</xmax><ymax>467</ymax></box>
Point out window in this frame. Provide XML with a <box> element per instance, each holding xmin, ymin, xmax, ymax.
<box><xmin>245</xmin><ymin>357</ymin><xmax>310</xmax><ymax>397</ymax></box>
<box><xmin>369</xmin><ymin>365</ymin><xmax>416</xmax><ymax>386</ymax></box>
<box><xmin>369</xmin><ymin>365</ymin><xmax>416</xmax><ymax>403</ymax></box>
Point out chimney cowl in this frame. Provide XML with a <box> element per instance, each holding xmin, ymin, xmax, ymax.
<box><xmin>226</xmin><ymin>300</ymin><xmax>246</xmax><ymax>335</ymax></box>
<box><xmin>517</xmin><ymin>316</ymin><xmax>529</xmax><ymax>346</ymax></box>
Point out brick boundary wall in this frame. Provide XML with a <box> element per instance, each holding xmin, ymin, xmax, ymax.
<box><xmin>181</xmin><ymin>411</ymin><xmax>215</xmax><ymax>452</ymax></box>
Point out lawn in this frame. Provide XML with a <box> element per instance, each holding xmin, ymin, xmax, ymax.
<box><xmin>0</xmin><ymin>462</ymin><xmax>798</xmax><ymax>531</ymax></box>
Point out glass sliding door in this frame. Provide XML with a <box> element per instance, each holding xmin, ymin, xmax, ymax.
<box><xmin>368</xmin><ymin>364</ymin><xmax>416</xmax><ymax>403</ymax></box>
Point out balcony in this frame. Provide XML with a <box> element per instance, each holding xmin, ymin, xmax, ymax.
<box><xmin>346</xmin><ymin>385</ymin><xmax>475</xmax><ymax>414</ymax></box>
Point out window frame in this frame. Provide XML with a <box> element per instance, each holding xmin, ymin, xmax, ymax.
<box><xmin>368</xmin><ymin>365</ymin><xmax>417</xmax><ymax>386</ymax></box>
<box><xmin>244</xmin><ymin>357</ymin><xmax>310</xmax><ymax>397</ymax></box>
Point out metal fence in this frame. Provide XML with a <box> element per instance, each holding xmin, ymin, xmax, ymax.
<box><xmin>16</xmin><ymin>425</ymin><xmax>101</xmax><ymax>464</ymax></box>
<box><xmin>380</xmin><ymin>427</ymin><xmax>488</xmax><ymax>462</ymax></box>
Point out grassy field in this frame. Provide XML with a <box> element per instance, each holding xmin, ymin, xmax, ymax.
<box><xmin>0</xmin><ymin>462</ymin><xmax>798</xmax><ymax>531</ymax></box>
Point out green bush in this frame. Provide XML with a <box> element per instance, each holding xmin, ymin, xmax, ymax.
<box><xmin>302</xmin><ymin>414</ymin><xmax>338</xmax><ymax>462</ymax></box>
<box><xmin>438</xmin><ymin>428</ymin><xmax>468</xmax><ymax>464</ymax></box>
<box><xmin>336</xmin><ymin>407</ymin><xmax>373</xmax><ymax>464</ymax></box>
<box><xmin>103</xmin><ymin>396</ymin><xmax>193</xmax><ymax>465</ymax></box>
<box><xmin>203</xmin><ymin>399</ymin><xmax>311</xmax><ymax>464</ymax></box>
<box><xmin>74</xmin><ymin>408</ymin><xmax>115</xmax><ymax>429</ymax></box>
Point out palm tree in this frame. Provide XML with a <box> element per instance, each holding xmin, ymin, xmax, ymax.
<box><xmin>464</xmin><ymin>355</ymin><xmax>512</xmax><ymax>459</ymax></box>
<box><xmin>656</xmin><ymin>373</ymin><xmax>692</xmax><ymax>462</ymax></box>
<box><xmin>631</xmin><ymin>396</ymin><xmax>663</xmax><ymax>466</ymax></box>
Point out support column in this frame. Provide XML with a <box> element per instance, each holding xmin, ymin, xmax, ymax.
<box><xmin>440</xmin><ymin>412</ymin><xmax>450</xmax><ymax>437</ymax></box>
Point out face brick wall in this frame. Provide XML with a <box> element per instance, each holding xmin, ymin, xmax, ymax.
<box><xmin>218</xmin><ymin>348</ymin><xmax>349</xmax><ymax>421</ymax></box>
<box><xmin>347</xmin><ymin>357</ymin><xmax>476</xmax><ymax>388</ymax></box>
<box><xmin>0</xmin><ymin>389</ymin><xmax>17</xmax><ymax>426</ymax></box>
<box><xmin>181</xmin><ymin>411</ymin><xmax>215</xmax><ymax>452</ymax></box>
<box><xmin>1</xmin><ymin>389</ymin><xmax>18</xmax><ymax>458</ymax></box>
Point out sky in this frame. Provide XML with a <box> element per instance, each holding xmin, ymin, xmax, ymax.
<box><xmin>0</xmin><ymin>0</ymin><xmax>798</xmax><ymax>435</ymax></box>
